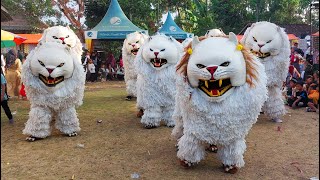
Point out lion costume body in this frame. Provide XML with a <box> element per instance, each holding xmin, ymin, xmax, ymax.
<box><xmin>122</xmin><ymin>32</ymin><xmax>148</xmax><ymax>99</ymax></box>
<box><xmin>172</xmin><ymin>33</ymin><xmax>268</xmax><ymax>173</ymax></box>
<box><xmin>38</xmin><ymin>26</ymin><xmax>83</xmax><ymax>63</ymax></box>
<box><xmin>240</xmin><ymin>21</ymin><xmax>290</xmax><ymax>122</ymax></box>
<box><xmin>135</xmin><ymin>34</ymin><xmax>183</xmax><ymax>128</ymax></box>
<box><xmin>22</xmin><ymin>42</ymin><xmax>85</xmax><ymax>141</ymax></box>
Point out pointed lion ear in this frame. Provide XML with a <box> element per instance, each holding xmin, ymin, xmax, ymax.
<box><xmin>38</xmin><ymin>28</ymin><xmax>50</xmax><ymax>44</ymax></box>
<box><xmin>277</xmin><ymin>26</ymin><xmax>282</xmax><ymax>32</ymax></box>
<box><xmin>228</xmin><ymin>32</ymin><xmax>238</xmax><ymax>45</ymax></box>
<box><xmin>191</xmin><ymin>36</ymin><xmax>200</xmax><ymax>49</ymax></box>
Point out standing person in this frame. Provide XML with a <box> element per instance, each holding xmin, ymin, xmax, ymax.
<box><xmin>1</xmin><ymin>69</ymin><xmax>14</xmax><ymax>124</ymax></box>
<box><xmin>106</xmin><ymin>52</ymin><xmax>116</xmax><ymax>70</ymax></box>
<box><xmin>303</xmin><ymin>58</ymin><xmax>314</xmax><ymax>81</ymax></box>
<box><xmin>119</xmin><ymin>54</ymin><xmax>123</xmax><ymax>68</ymax></box>
<box><xmin>19</xmin><ymin>53</ymin><xmax>28</xmax><ymax>100</ymax></box>
<box><xmin>5</xmin><ymin>49</ymin><xmax>22</xmax><ymax>98</ymax></box>
<box><xmin>1</xmin><ymin>54</ymin><xmax>5</xmax><ymax>75</ymax></box>
<box><xmin>97</xmin><ymin>52</ymin><xmax>102</xmax><ymax>71</ymax></box>
<box><xmin>82</xmin><ymin>51</ymin><xmax>90</xmax><ymax>81</ymax></box>
<box><xmin>17</xmin><ymin>50</ymin><xmax>24</xmax><ymax>63</ymax></box>
<box><xmin>87</xmin><ymin>59</ymin><xmax>96</xmax><ymax>82</ymax></box>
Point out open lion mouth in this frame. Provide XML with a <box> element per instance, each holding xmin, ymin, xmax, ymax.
<box><xmin>131</xmin><ymin>48</ymin><xmax>139</xmax><ymax>55</ymax></box>
<box><xmin>150</xmin><ymin>58</ymin><xmax>167</xmax><ymax>68</ymax></box>
<box><xmin>251</xmin><ymin>50</ymin><xmax>271</xmax><ymax>59</ymax></box>
<box><xmin>39</xmin><ymin>74</ymin><xmax>64</xmax><ymax>87</ymax></box>
<box><xmin>198</xmin><ymin>78</ymin><xmax>233</xmax><ymax>97</ymax></box>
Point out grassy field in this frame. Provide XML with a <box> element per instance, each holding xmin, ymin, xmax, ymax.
<box><xmin>1</xmin><ymin>81</ymin><xmax>319</xmax><ymax>180</ymax></box>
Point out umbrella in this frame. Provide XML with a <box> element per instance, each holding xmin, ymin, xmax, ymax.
<box><xmin>1</xmin><ymin>29</ymin><xmax>27</xmax><ymax>48</ymax></box>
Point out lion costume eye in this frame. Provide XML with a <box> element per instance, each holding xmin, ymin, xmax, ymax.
<box><xmin>52</xmin><ymin>36</ymin><xmax>58</xmax><ymax>39</ymax></box>
<box><xmin>253</xmin><ymin>37</ymin><xmax>257</xmax><ymax>42</ymax></box>
<box><xmin>150</xmin><ymin>48</ymin><xmax>153</xmax><ymax>51</ymax></box>
<box><xmin>128</xmin><ymin>43</ymin><xmax>131</xmax><ymax>45</ymax></box>
<box><xmin>196</xmin><ymin>64</ymin><xmax>206</xmax><ymax>69</ymax></box>
<box><xmin>266</xmin><ymin>40</ymin><xmax>272</xmax><ymax>43</ymax></box>
<box><xmin>160</xmin><ymin>49</ymin><xmax>165</xmax><ymax>52</ymax></box>
<box><xmin>38</xmin><ymin>60</ymin><xmax>45</xmax><ymax>67</ymax></box>
<box><xmin>57</xmin><ymin>63</ymin><xmax>65</xmax><ymax>67</ymax></box>
<box><xmin>136</xmin><ymin>41</ymin><xmax>139</xmax><ymax>43</ymax></box>
<box><xmin>220</xmin><ymin>61</ymin><xmax>230</xmax><ymax>67</ymax></box>
<box><xmin>65</xmin><ymin>35</ymin><xmax>69</xmax><ymax>38</ymax></box>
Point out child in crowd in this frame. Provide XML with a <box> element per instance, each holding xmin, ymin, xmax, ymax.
<box><xmin>288</xmin><ymin>81</ymin><xmax>308</xmax><ymax>108</ymax></box>
<box><xmin>99</xmin><ymin>64</ymin><xmax>107</xmax><ymax>82</ymax></box>
<box><xmin>303</xmin><ymin>75</ymin><xmax>314</xmax><ymax>91</ymax></box>
<box><xmin>1</xmin><ymin>70</ymin><xmax>14</xmax><ymax>124</ymax></box>
<box><xmin>286</xmin><ymin>78</ymin><xmax>297</xmax><ymax>103</ymax></box>
<box><xmin>306</xmin><ymin>83</ymin><xmax>319</xmax><ymax>112</ymax></box>
<box><xmin>88</xmin><ymin>59</ymin><xmax>96</xmax><ymax>82</ymax></box>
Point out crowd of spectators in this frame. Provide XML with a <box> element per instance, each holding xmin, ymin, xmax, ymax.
<box><xmin>284</xmin><ymin>43</ymin><xmax>319</xmax><ymax>113</ymax></box>
<box><xmin>81</xmin><ymin>50</ymin><xmax>124</xmax><ymax>83</ymax></box>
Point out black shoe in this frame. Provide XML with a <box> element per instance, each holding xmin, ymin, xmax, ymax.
<box><xmin>125</xmin><ymin>96</ymin><xmax>132</xmax><ymax>101</ymax></box>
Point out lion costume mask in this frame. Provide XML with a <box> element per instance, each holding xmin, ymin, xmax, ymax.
<box><xmin>38</xmin><ymin>26</ymin><xmax>83</xmax><ymax>63</ymax></box>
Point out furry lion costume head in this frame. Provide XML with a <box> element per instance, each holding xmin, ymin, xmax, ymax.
<box><xmin>177</xmin><ymin>33</ymin><xmax>260</xmax><ymax>102</ymax></box>
<box><xmin>141</xmin><ymin>34</ymin><xmax>183</xmax><ymax>70</ymax></box>
<box><xmin>22</xmin><ymin>42</ymin><xmax>85</xmax><ymax>107</ymax></box>
<box><xmin>123</xmin><ymin>32</ymin><xmax>148</xmax><ymax>56</ymax></box>
<box><xmin>240</xmin><ymin>21</ymin><xmax>290</xmax><ymax>59</ymax></box>
<box><xmin>38</xmin><ymin>26</ymin><xmax>83</xmax><ymax>63</ymax></box>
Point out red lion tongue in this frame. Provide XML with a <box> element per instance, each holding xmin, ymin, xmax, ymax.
<box><xmin>211</xmin><ymin>89</ymin><xmax>218</xmax><ymax>96</ymax></box>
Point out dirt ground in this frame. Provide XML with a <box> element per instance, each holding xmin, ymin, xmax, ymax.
<box><xmin>1</xmin><ymin>81</ymin><xmax>319</xmax><ymax>180</ymax></box>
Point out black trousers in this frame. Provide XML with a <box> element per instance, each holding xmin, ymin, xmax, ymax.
<box><xmin>1</xmin><ymin>100</ymin><xmax>13</xmax><ymax>120</ymax></box>
<box><xmin>90</xmin><ymin>73</ymin><xmax>96</xmax><ymax>82</ymax></box>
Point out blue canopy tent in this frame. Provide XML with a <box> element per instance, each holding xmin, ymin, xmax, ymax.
<box><xmin>158</xmin><ymin>12</ymin><xmax>193</xmax><ymax>40</ymax></box>
<box><xmin>84</xmin><ymin>0</ymin><xmax>148</xmax><ymax>40</ymax></box>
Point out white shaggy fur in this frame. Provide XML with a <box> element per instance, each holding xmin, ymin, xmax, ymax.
<box><xmin>122</xmin><ymin>32</ymin><xmax>148</xmax><ymax>97</ymax></box>
<box><xmin>240</xmin><ymin>21</ymin><xmax>290</xmax><ymax>120</ymax></box>
<box><xmin>181</xmin><ymin>38</ymin><xmax>192</xmax><ymax>48</ymax></box>
<box><xmin>21</xmin><ymin>42</ymin><xmax>85</xmax><ymax>138</ymax></box>
<box><xmin>205</xmin><ymin>28</ymin><xmax>226</xmax><ymax>38</ymax></box>
<box><xmin>172</xmin><ymin>34</ymin><xmax>268</xmax><ymax>169</ymax></box>
<box><xmin>38</xmin><ymin>26</ymin><xmax>83</xmax><ymax>64</ymax></box>
<box><xmin>135</xmin><ymin>34</ymin><xmax>183</xmax><ymax>127</ymax></box>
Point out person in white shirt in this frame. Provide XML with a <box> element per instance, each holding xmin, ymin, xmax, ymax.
<box><xmin>1</xmin><ymin>54</ymin><xmax>6</xmax><ymax>75</ymax></box>
<box><xmin>87</xmin><ymin>59</ymin><xmax>96</xmax><ymax>82</ymax></box>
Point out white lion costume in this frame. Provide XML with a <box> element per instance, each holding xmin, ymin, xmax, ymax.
<box><xmin>172</xmin><ymin>33</ymin><xmax>268</xmax><ymax>173</ymax></box>
<box><xmin>205</xmin><ymin>28</ymin><xmax>226</xmax><ymax>38</ymax></box>
<box><xmin>22</xmin><ymin>42</ymin><xmax>85</xmax><ymax>141</ymax></box>
<box><xmin>240</xmin><ymin>21</ymin><xmax>290</xmax><ymax>123</ymax></box>
<box><xmin>122</xmin><ymin>32</ymin><xmax>148</xmax><ymax>100</ymax></box>
<box><xmin>38</xmin><ymin>26</ymin><xmax>83</xmax><ymax>63</ymax></box>
<box><xmin>135</xmin><ymin>34</ymin><xmax>183</xmax><ymax>128</ymax></box>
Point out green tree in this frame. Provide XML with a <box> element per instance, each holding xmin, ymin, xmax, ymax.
<box><xmin>210</xmin><ymin>0</ymin><xmax>254</xmax><ymax>34</ymax></box>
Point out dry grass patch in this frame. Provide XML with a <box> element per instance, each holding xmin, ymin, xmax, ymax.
<box><xmin>1</xmin><ymin>81</ymin><xmax>319</xmax><ymax>179</ymax></box>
